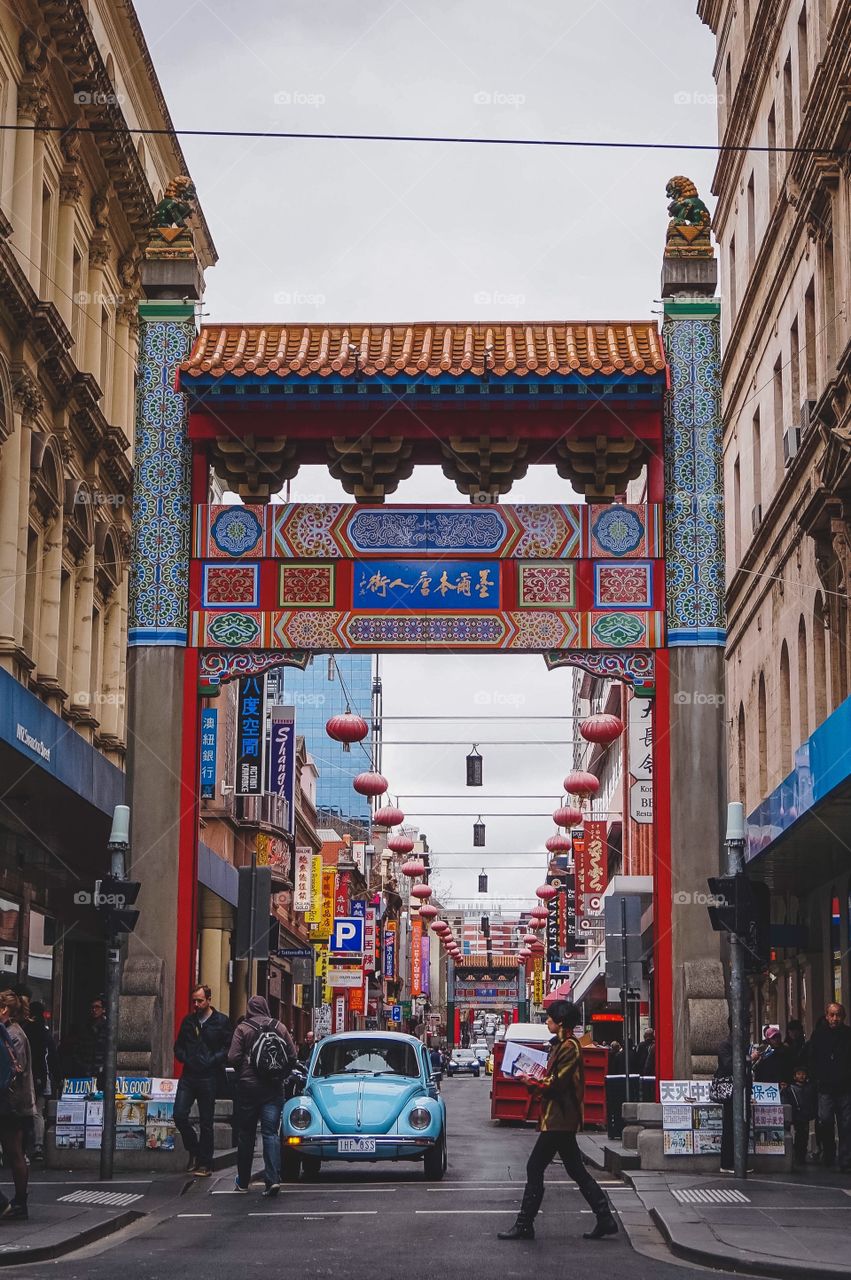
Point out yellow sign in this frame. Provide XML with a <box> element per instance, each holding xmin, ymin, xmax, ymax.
<box><xmin>312</xmin><ymin>869</ymin><xmax>335</xmax><ymax>941</ymax></box>
<box><xmin>314</xmin><ymin>946</ymin><xmax>331</xmax><ymax>1003</ymax></box>
<box><xmin>533</xmin><ymin>958</ymin><xmax>544</xmax><ymax>1006</ymax></box>
<box><xmin>255</xmin><ymin>833</ymin><xmax>270</xmax><ymax>867</ymax></box>
<box><xmin>305</xmin><ymin>855</ymin><xmax>323</xmax><ymax>923</ymax></box>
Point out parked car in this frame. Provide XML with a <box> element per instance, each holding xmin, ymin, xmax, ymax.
<box><xmin>281</xmin><ymin>1032</ymin><xmax>447</xmax><ymax>1181</ymax></box>
<box><xmin>447</xmin><ymin>1049</ymin><xmax>481</xmax><ymax>1078</ymax></box>
<box><xmin>494</xmin><ymin>1025</ymin><xmax>507</xmax><ymax>1042</ymax></box>
<box><xmin>471</xmin><ymin>1041</ymin><xmax>489</xmax><ymax>1064</ymax></box>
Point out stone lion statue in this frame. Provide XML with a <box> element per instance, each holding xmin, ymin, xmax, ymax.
<box><xmin>150</xmin><ymin>176</ymin><xmax>197</xmax><ymax>230</ymax></box>
<box><xmin>665</xmin><ymin>176</ymin><xmax>712</xmax><ymax>256</ymax></box>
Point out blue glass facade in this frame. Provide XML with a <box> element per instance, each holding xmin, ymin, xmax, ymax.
<box><xmin>274</xmin><ymin>656</ymin><xmax>375</xmax><ymax>829</ymax></box>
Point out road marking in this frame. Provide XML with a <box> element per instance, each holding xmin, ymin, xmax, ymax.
<box><xmin>415</xmin><ymin>1209</ymin><xmax>544</xmax><ymax>1215</ymax></box>
<box><xmin>248</xmin><ymin>1211</ymin><xmax>378</xmax><ymax>1217</ymax></box>
<box><xmin>177</xmin><ymin>1213</ymin><xmax>213</xmax><ymax>1218</ymax></box>
<box><xmin>672</xmin><ymin>1187</ymin><xmax>750</xmax><ymax>1205</ymax></box>
<box><xmin>278</xmin><ymin>1187</ymin><xmax>395</xmax><ymax>1194</ymax></box>
<box><xmin>58</xmin><ymin>1190</ymin><xmax>144</xmax><ymax>1207</ymax></box>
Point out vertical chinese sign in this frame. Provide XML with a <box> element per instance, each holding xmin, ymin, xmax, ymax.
<box><xmin>199</xmin><ymin>708</ymin><xmax>217</xmax><ymax>799</ymax></box>
<box><xmin>582</xmin><ymin>820</ymin><xmax>609</xmax><ymax>904</ymax></box>
<box><xmin>420</xmin><ymin>930</ymin><xmax>430</xmax><ymax>998</ymax></box>
<box><xmin>304</xmin><ymin>856</ymin><xmax>323</xmax><ymax>924</ymax></box>
<box><xmin>269</xmin><ymin>705</ymin><xmax>296</xmax><ymax>833</ymax></box>
<box><xmin>235</xmin><ymin>675</ymin><xmax>266</xmax><ymax>796</ymax></box>
<box><xmin>410</xmin><ymin>916</ymin><xmax>423</xmax><ymax>997</ymax></box>
<box><xmin>383</xmin><ymin>920</ymin><xmax>397</xmax><ymax>979</ymax></box>
<box><xmin>628</xmin><ymin>695</ymin><xmax>654</xmax><ymax>828</ymax></box>
<box><xmin>293</xmin><ymin>848</ymin><xmax>313</xmax><ymax>913</ymax></box>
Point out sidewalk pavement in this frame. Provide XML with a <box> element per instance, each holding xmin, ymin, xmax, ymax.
<box><xmin>578</xmin><ymin>1134</ymin><xmax>851</xmax><ymax>1278</ymax></box>
<box><xmin>0</xmin><ymin>1147</ymin><xmax>236</xmax><ymax>1266</ymax></box>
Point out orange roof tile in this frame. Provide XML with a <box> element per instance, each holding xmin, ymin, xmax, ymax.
<box><xmin>180</xmin><ymin>322</ymin><xmax>665</xmax><ymax>380</ymax></box>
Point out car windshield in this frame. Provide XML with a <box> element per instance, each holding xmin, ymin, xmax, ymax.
<box><xmin>313</xmin><ymin>1039</ymin><xmax>420</xmax><ymax>1078</ymax></box>
<box><xmin>455</xmin><ymin>1050</ymin><xmax>475</xmax><ymax>1061</ymax></box>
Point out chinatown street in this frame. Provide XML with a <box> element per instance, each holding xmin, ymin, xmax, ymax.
<box><xmin>1</xmin><ymin>1079</ymin><xmax>744</xmax><ymax>1280</ymax></box>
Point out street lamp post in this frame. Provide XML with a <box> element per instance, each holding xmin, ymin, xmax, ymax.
<box><xmin>100</xmin><ymin>805</ymin><xmax>130</xmax><ymax>1181</ymax></box>
<box><xmin>725</xmin><ymin>802</ymin><xmax>748</xmax><ymax>1181</ymax></box>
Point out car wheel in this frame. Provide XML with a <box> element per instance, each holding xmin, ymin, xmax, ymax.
<box><xmin>301</xmin><ymin>1155</ymin><xmax>321</xmax><ymax>1180</ymax></box>
<box><xmin>281</xmin><ymin>1147</ymin><xmax>301</xmax><ymax>1182</ymax></box>
<box><xmin>423</xmin><ymin>1132</ymin><xmax>446</xmax><ymax>1181</ymax></box>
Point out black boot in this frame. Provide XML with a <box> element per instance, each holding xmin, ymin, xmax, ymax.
<box><xmin>497</xmin><ymin>1216</ymin><xmax>535</xmax><ymax>1240</ymax></box>
<box><xmin>583</xmin><ymin>1208</ymin><xmax>618</xmax><ymax>1240</ymax></box>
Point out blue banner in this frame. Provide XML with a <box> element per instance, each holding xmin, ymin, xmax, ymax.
<box><xmin>200</xmin><ymin>708</ymin><xmax>217</xmax><ymax>799</ymax></box>
<box><xmin>235</xmin><ymin>676</ymin><xmax>265</xmax><ymax>796</ymax></box>
<box><xmin>268</xmin><ymin>707</ymin><xmax>296</xmax><ymax>833</ymax></box>
<box><xmin>353</xmin><ymin>559</ymin><xmax>500</xmax><ymax>611</ymax></box>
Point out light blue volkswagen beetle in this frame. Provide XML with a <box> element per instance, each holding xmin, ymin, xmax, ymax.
<box><xmin>282</xmin><ymin>1031</ymin><xmax>447</xmax><ymax>1180</ymax></box>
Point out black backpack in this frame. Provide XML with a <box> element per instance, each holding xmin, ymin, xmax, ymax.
<box><xmin>248</xmin><ymin>1019</ymin><xmax>293</xmax><ymax>1082</ymax></box>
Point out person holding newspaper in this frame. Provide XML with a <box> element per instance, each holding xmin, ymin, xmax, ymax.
<box><xmin>498</xmin><ymin>1001</ymin><xmax>618</xmax><ymax>1243</ymax></box>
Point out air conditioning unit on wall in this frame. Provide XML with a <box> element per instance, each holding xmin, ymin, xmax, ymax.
<box><xmin>783</xmin><ymin>424</ymin><xmax>800</xmax><ymax>466</ymax></box>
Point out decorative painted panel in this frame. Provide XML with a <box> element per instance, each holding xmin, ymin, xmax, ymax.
<box><xmin>518</xmin><ymin>563</ymin><xmax>575</xmax><ymax>608</ymax></box>
<box><xmin>202</xmin><ymin>563</ymin><xmax>259</xmax><ymax>609</ymax></box>
<box><xmin>593</xmin><ymin>562</ymin><xmax>652</xmax><ymax>609</ymax></box>
<box><xmin>662</xmin><ymin>302</ymin><xmax>725</xmax><ymax>645</ymax></box>
<box><xmin>129</xmin><ymin>304</ymin><xmax>196</xmax><ymax>645</ymax></box>
<box><xmin>352</xmin><ymin>560</ymin><xmax>500</xmax><ymax>610</ymax></box>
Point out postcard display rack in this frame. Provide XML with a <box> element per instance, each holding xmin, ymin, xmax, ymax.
<box><xmin>55</xmin><ymin>1077</ymin><xmax>179</xmax><ymax>1152</ymax></box>
<box><xmin>660</xmin><ymin>1080</ymin><xmax>785</xmax><ymax>1156</ymax></box>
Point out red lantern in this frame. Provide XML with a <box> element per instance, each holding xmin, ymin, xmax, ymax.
<box><xmin>373</xmin><ymin>804</ymin><xmax>405</xmax><ymax>828</ymax></box>
<box><xmin>529</xmin><ymin>938</ymin><xmax>545</xmax><ymax>954</ymax></box>
<box><xmin>529</xmin><ymin>915</ymin><xmax>546</xmax><ymax>930</ymax></box>
<box><xmin>518</xmin><ymin>947</ymin><xmax>532</xmax><ymax>962</ymax></box>
<box><xmin>388</xmin><ymin>834</ymin><xmax>415</xmax><ymax>856</ymax></box>
<box><xmin>553</xmin><ymin>803</ymin><xmax>583</xmax><ymax>828</ymax></box>
<box><xmin>353</xmin><ymin>771</ymin><xmax>388</xmax><ymax>797</ymax></box>
<box><xmin>530</xmin><ymin>905</ymin><xmax>549</xmax><ymax>923</ymax></box>
<box><xmin>545</xmin><ymin>832</ymin><xmax>571</xmax><ymax>854</ymax></box>
<box><xmin>325</xmin><ymin>709</ymin><xmax>369</xmax><ymax>752</ymax></box>
<box><xmin>536</xmin><ymin>883</ymin><xmax>557</xmax><ymax>902</ymax></box>
<box><xmin>522</xmin><ymin>932</ymin><xmax>539</xmax><ymax>947</ymax></box>
<box><xmin>400</xmin><ymin>859</ymin><xmax>425</xmax><ymax>880</ymax></box>
<box><xmin>411</xmin><ymin>883</ymin><xmax>433</xmax><ymax>901</ymax></box>
<box><xmin>579</xmin><ymin>713</ymin><xmax>625</xmax><ymax>746</ymax></box>
<box><xmin>563</xmin><ymin>770</ymin><xmax>600</xmax><ymax>800</ymax></box>
<box><xmin>419</xmin><ymin>903</ymin><xmax>439</xmax><ymax>920</ymax></box>
<box><xmin>432</xmin><ymin>919</ymin><xmax>449</xmax><ymax>933</ymax></box>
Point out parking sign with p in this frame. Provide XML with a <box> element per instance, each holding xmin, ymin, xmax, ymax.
<box><xmin>331</xmin><ymin>916</ymin><xmax>365</xmax><ymax>954</ymax></box>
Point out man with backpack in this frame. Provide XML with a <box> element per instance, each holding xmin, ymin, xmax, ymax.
<box><xmin>227</xmin><ymin>994</ymin><xmax>296</xmax><ymax>1196</ymax></box>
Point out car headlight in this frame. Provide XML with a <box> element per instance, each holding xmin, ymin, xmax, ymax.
<box><xmin>409</xmin><ymin>1107</ymin><xmax>431</xmax><ymax>1129</ymax></box>
<box><xmin>289</xmin><ymin>1107</ymin><xmax>313</xmax><ymax>1130</ymax></box>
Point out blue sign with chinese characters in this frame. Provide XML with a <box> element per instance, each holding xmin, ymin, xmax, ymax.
<box><xmin>200</xmin><ymin>709</ymin><xmax>217</xmax><ymax>799</ymax></box>
<box><xmin>235</xmin><ymin>675</ymin><xmax>265</xmax><ymax>796</ymax></box>
<box><xmin>353</xmin><ymin>559</ymin><xmax>500</xmax><ymax>611</ymax></box>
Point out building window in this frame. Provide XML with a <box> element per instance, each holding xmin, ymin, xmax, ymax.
<box><xmin>767</xmin><ymin>105</ymin><xmax>778</xmax><ymax>210</ymax></box>
<box><xmin>22</xmin><ymin>527</ymin><xmax>40</xmax><ymax>662</ymax></box>
<box><xmin>737</xmin><ymin>703</ymin><xmax>747</xmax><ymax>805</ymax></box>
<box><xmin>797</xmin><ymin>6</ymin><xmax>809</xmax><ymax>102</ymax></box>
<box><xmin>780</xmin><ymin>641</ymin><xmax>792</xmax><ymax>776</ymax></box>
<box><xmin>39</xmin><ymin>182</ymin><xmax>53</xmax><ymax>297</ymax></box>
<box><xmin>790</xmin><ymin>317</ymin><xmax>800</xmax><ymax>419</ymax></box>
<box><xmin>747</xmin><ymin>172</ymin><xmax>755</xmax><ymax>270</ymax></box>
<box><xmin>804</xmin><ymin>279</ymin><xmax>817</xmax><ymax>400</ymax></box>
<box><xmin>99</xmin><ymin>305</ymin><xmax>111</xmax><ymax>406</ymax></box>
<box><xmin>724</xmin><ymin>54</ymin><xmax>732</xmax><ymax>119</ymax></box>
<box><xmin>797</xmin><ymin>614</ymin><xmax>808</xmax><ymax>744</ymax></box>
<box><xmin>733</xmin><ymin>455</ymin><xmax>742</xmax><ymax>562</ymax></box>
<box><xmin>729</xmin><ymin>236</ymin><xmax>737</xmax><ymax>316</ymax></box>
<box><xmin>783</xmin><ymin>53</ymin><xmax>794</xmax><ymax>155</ymax></box>
<box><xmin>90</xmin><ymin>603</ymin><xmax>102</xmax><ymax>713</ymax></box>
<box><xmin>757</xmin><ymin>673</ymin><xmax>768</xmax><ymax>798</ymax></box>
<box><xmin>0</xmin><ymin>898</ymin><xmax>20</xmax><ymax>980</ymax></box>
<box><xmin>71</xmin><ymin>248</ymin><xmax>84</xmax><ymax>346</ymax></box>
<box><xmin>822</xmin><ymin>233</ymin><xmax>837</xmax><ymax>372</ymax></box>
<box><xmin>773</xmin><ymin>357</ymin><xmax>784</xmax><ymax>482</ymax></box>
<box><xmin>752</xmin><ymin>407</ymin><xmax>762</xmax><ymax>515</ymax></box>
<box><xmin>58</xmin><ymin>567</ymin><xmax>73</xmax><ymax>694</ymax></box>
<box><xmin>813</xmin><ymin>593</ymin><xmax>827</xmax><ymax>725</ymax></box>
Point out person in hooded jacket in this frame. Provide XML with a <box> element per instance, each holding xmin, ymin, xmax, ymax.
<box><xmin>227</xmin><ymin>995</ymin><xmax>296</xmax><ymax>1196</ymax></box>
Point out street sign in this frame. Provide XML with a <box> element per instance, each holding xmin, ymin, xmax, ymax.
<box><xmin>276</xmin><ymin>947</ymin><xmax>312</xmax><ymax>958</ymax></box>
<box><xmin>315</xmin><ymin>1003</ymin><xmax>332</xmax><ymax>1038</ymax></box>
<box><xmin>390</xmin><ymin>1004</ymin><xmax>402</xmax><ymax>1023</ymax></box>
<box><xmin>327</xmin><ymin>967</ymin><xmax>364</xmax><ymax>988</ymax></box>
<box><xmin>331</xmin><ymin>916</ymin><xmax>365</xmax><ymax>953</ymax></box>
<box><xmin>630</xmin><ymin>780</ymin><xmax>653</xmax><ymax>823</ymax></box>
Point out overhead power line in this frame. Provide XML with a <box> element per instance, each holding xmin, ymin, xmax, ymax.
<box><xmin>0</xmin><ymin>122</ymin><xmax>846</xmax><ymax>158</ymax></box>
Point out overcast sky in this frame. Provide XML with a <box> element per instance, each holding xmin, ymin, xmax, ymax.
<box><xmin>136</xmin><ymin>0</ymin><xmax>717</xmax><ymax>908</ymax></box>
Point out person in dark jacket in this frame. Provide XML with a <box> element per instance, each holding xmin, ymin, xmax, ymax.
<box><xmin>80</xmin><ymin>997</ymin><xmax>108</xmax><ymax>1086</ymax></box>
<box><xmin>498</xmin><ymin>1000</ymin><xmax>617</xmax><ymax>1242</ymax></box>
<box><xmin>807</xmin><ymin>1002</ymin><xmax>851</xmax><ymax>1170</ymax></box>
<box><xmin>227</xmin><ymin>994</ymin><xmax>296</xmax><ymax>1196</ymax></box>
<box><xmin>22</xmin><ymin>1002</ymin><xmax>58</xmax><ymax>1160</ymax></box>
<box><xmin>635</xmin><ymin>1029</ymin><xmax>655</xmax><ymax>1076</ymax></box>
<box><xmin>173</xmin><ymin>985</ymin><xmax>232</xmax><ymax>1177</ymax></box>
<box><xmin>753</xmin><ymin>1027</ymin><xmax>794</xmax><ymax>1085</ymax></box>
<box><xmin>782</xmin><ymin>1067</ymin><xmax>817</xmax><ymax>1166</ymax></box>
<box><xmin>784</xmin><ymin>1019</ymin><xmax>807</xmax><ymax>1072</ymax></box>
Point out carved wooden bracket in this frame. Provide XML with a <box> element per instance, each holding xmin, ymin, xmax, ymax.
<box><xmin>326</xmin><ymin>436</ymin><xmax>415</xmax><ymax>502</ymax></box>
<box><xmin>553</xmin><ymin>435</ymin><xmax>646</xmax><ymax>499</ymax></box>
<box><xmin>211</xmin><ymin>434</ymin><xmax>299</xmax><ymax>502</ymax></box>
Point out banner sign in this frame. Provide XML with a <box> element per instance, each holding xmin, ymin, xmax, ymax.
<box><xmin>351</xmin><ymin>899</ymin><xmax>366</xmax><ymax>918</ymax></box>
<box><xmin>572</xmin><ymin>830</ymin><xmax>586</xmax><ymax>897</ymax></box>
<box><xmin>314</xmin><ymin>946</ymin><xmax>331</xmax><ymax>1004</ymax></box>
<box><xmin>363</xmin><ymin>908</ymin><xmax>377</xmax><ymax>974</ymax></box>
<box><xmin>410</xmin><ymin>916</ymin><xmax>422</xmax><ymax>997</ymax></box>
<box><xmin>420</xmin><ymin>930</ymin><xmax>430</xmax><ymax>997</ymax></box>
<box><xmin>628</xmin><ymin>695</ymin><xmax>653</xmax><ymax>781</ymax></box>
<box><xmin>304</xmin><ymin>855</ymin><xmax>323</xmax><ymax>923</ymax></box>
<box><xmin>335</xmin><ymin>871</ymin><xmax>350</xmax><ymax>919</ymax></box>
<box><xmin>349</xmin><ymin>983</ymin><xmax>366</xmax><ymax>1014</ymax></box>
<box><xmin>334</xmin><ymin>995</ymin><xmax>346</xmax><ymax>1034</ymax></box>
<box><xmin>269</xmin><ymin>705</ymin><xmax>296</xmax><ymax>833</ymax></box>
<box><xmin>200</xmin><ymin>708</ymin><xmax>217</xmax><ymax>799</ymax></box>
<box><xmin>353</xmin><ymin>559</ymin><xmax>500</xmax><ymax>612</ymax></box>
<box><xmin>563</xmin><ymin>871</ymin><xmax>577</xmax><ymax>952</ymax></box>
<box><xmin>533</xmin><ymin>957</ymin><xmax>544</xmax><ymax>1005</ymax></box>
<box><xmin>311</xmin><ymin>869</ymin><xmax>335</xmax><ymax>941</ymax></box>
<box><xmin>235</xmin><ymin>675</ymin><xmax>266</xmax><ymax>796</ymax></box>
<box><xmin>352</xmin><ymin>841</ymin><xmax>366</xmax><ymax>874</ymax></box>
<box><xmin>583</xmin><ymin>821</ymin><xmax>608</xmax><ymax>896</ymax></box>
<box><xmin>327</xmin><ymin>967</ymin><xmax>364</xmax><ymax>988</ymax></box>
<box><xmin>383</xmin><ymin>920</ymin><xmax>396</xmax><ymax>979</ymax></box>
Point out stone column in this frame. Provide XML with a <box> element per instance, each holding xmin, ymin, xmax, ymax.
<box><xmin>99</xmin><ymin>593</ymin><xmax>123</xmax><ymax>740</ymax></box>
<box><xmin>83</xmin><ymin>235</ymin><xmax>110</xmax><ymax>385</ymax></box>
<box><xmin>70</xmin><ymin>542</ymin><xmax>95</xmax><ymax>714</ymax></box>
<box><xmin>37</xmin><ymin>505</ymin><xmax>63</xmax><ymax>686</ymax></box>
<box><xmin>111</xmin><ymin>305</ymin><xmax>132</xmax><ymax>430</ymax></box>
<box><xmin>661</xmin><ymin>246</ymin><xmax>728</xmax><ymax>1078</ymax></box>
<box><xmin>55</xmin><ymin>165</ymin><xmax>82</xmax><ymax>331</ymax></box>
<box><xmin>10</xmin><ymin>85</ymin><xmax>39</xmax><ymax>276</ymax></box>
<box><xmin>10</xmin><ymin>374</ymin><xmax>40</xmax><ymax>654</ymax></box>
<box><xmin>0</xmin><ymin>416</ymin><xmax>24</xmax><ymax>653</ymax></box>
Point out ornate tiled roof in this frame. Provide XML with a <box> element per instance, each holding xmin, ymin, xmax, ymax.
<box><xmin>180</xmin><ymin>322</ymin><xmax>665</xmax><ymax>380</ymax></box>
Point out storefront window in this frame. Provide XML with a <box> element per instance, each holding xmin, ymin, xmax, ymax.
<box><xmin>0</xmin><ymin>897</ymin><xmax>20</xmax><ymax>982</ymax></box>
<box><xmin>831</xmin><ymin>891</ymin><xmax>842</xmax><ymax>1004</ymax></box>
<box><xmin>28</xmin><ymin>910</ymin><xmax>55</xmax><ymax>1009</ymax></box>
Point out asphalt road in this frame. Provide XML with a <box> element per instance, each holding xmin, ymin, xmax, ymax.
<box><xmin>16</xmin><ymin>1078</ymin><xmax>738</xmax><ymax>1280</ymax></box>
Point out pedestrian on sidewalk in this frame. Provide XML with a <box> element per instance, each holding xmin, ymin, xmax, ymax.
<box><xmin>753</xmin><ymin>1027</ymin><xmax>793</xmax><ymax>1085</ymax></box>
<box><xmin>80</xmin><ymin>996</ymin><xmax>108</xmax><ymax>1088</ymax></box>
<box><xmin>497</xmin><ymin>1000</ymin><xmax>618</xmax><ymax>1243</ymax></box>
<box><xmin>782</xmin><ymin>1067</ymin><xmax>817</xmax><ymax>1167</ymax></box>
<box><xmin>297</xmin><ymin>1031</ymin><xmax>315</xmax><ymax>1064</ymax></box>
<box><xmin>784</xmin><ymin>1019</ymin><xmax>808</xmax><ymax>1073</ymax></box>
<box><xmin>228</xmin><ymin>995</ymin><xmax>296</xmax><ymax>1197</ymax></box>
<box><xmin>22</xmin><ymin>1001</ymin><xmax>59</xmax><ymax>1162</ymax></box>
<box><xmin>0</xmin><ymin>992</ymin><xmax>35</xmax><ymax>1222</ymax></box>
<box><xmin>807</xmin><ymin>1002</ymin><xmax>851</xmax><ymax>1171</ymax></box>
<box><xmin>173</xmin><ymin>984</ymin><xmax>232</xmax><ymax>1178</ymax></box>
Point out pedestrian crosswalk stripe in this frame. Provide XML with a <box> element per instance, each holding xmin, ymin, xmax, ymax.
<box><xmin>58</xmin><ymin>1190</ymin><xmax>144</xmax><ymax>1207</ymax></box>
<box><xmin>672</xmin><ymin>1187</ymin><xmax>749</xmax><ymax>1205</ymax></box>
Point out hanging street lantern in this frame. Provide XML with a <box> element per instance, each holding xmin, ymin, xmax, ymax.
<box><xmin>419</xmin><ymin>903</ymin><xmax>439</xmax><ymax>921</ymax></box>
<box><xmin>387</xmin><ymin>833</ymin><xmax>415</xmax><ymax>855</ymax></box>
<box><xmin>353</xmin><ymin>771</ymin><xmax>388</xmax><ymax>798</ymax></box>
<box><xmin>563</xmin><ymin>770</ymin><xmax>601</xmax><ymax>801</ymax></box>
<box><xmin>545</xmin><ymin>832</ymin><xmax>572</xmax><ymax>854</ymax></box>
<box><xmin>579</xmin><ymin>713</ymin><xmax>625</xmax><ymax>746</ymax></box>
<box><xmin>373</xmin><ymin>803</ymin><xmax>405</xmax><ymax>828</ymax></box>
<box><xmin>411</xmin><ymin>883</ymin><xmax>433</xmax><ymax>901</ymax></box>
<box><xmin>536</xmin><ymin>883</ymin><xmax>557</xmax><ymax>902</ymax></box>
<box><xmin>530</xmin><ymin>905</ymin><xmax>549</xmax><ymax>923</ymax></box>
<box><xmin>473</xmin><ymin>817</ymin><xmax>486</xmax><ymax>847</ymax></box>
<box><xmin>553</xmin><ymin>803</ymin><xmax>583</xmax><ymax>828</ymax></box>
<box><xmin>518</xmin><ymin>947</ymin><xmax>532</xmax><ymax>962</ymax></box>
<box><xmin>466</xmin><ymin>745</ymin><xmax>483</xmax><ymax>787</ymax></box>
<box><xmin>325</xmin><ymin>708</ymin><xmax>369</xmax><ymax>752</ymax></box>
<box><xmin>522</xmin><ymin>932</ymin><xmax>539</xmax><ymax>947</ymax></box>
<box><xmin>478</xmin><ymin>870</ymin><xmax>488</xmax><ymax>893</ymax></box>
<box><xmin>400</xmin><ymin>857</ymin><xmax>426</xmax><ymax>878</ymax></box>
<box><xmin>529</xmin><ymin>915</ymin><xmax>546</xmax><ymax>930</ymax></box>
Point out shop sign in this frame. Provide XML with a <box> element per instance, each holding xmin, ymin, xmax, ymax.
<box><xmin>294</xmin><ymin>848</ymin><xmax>313</xmax><ymax>912</ymax></box>
<box><xmin>420</xmin><ymin>931</ymin><xmax>430</xmax><ymax>998</ymax></box>
<box><xmin>256</xmin><ymin>832</ymin><xmax>270</xmax><ymax>867</ymax></box>
<box><xmin>582</xmin><ymin>821</ymin><xmax>608</xmax><ymax>895</ymax></box>
<box><xmin>334</xmin><ymin>995</ymin><xmax>347</xmax><ymax>1033</ymax></box>
<box><xmin>200</xmin><ymin>708</ymin><xmax>217</xmax><ymax>799</ymax></box>
<box><xmin>630</xmin><ymin>780</ymin><xmax>653</xmax><ymax>824</ymax></box>
<box><xmin>410</xmin><ymin>916</ymin><xmax>422</xmax><ymax>998</ymax></box>
<box><xmin>335</xmin><ymin>871</ymin><xmax>350</xmax><ymax>918</ymax></box>
<box><xmin>363</xmin><ymin>907</ymin><xmax>377</xmax><ymax>973</ymax></box>
<box><xmin>268</xmin><ymin>706</ymin><xmax>296</xmax><ymax>833</ymax></box>
<box><xmin>305</xmin><ymin>855</ymin><xmax>323</xmax><ymax>923</ymax></box>
<box><xmin>383</xmin><ymin>920</ymin><xmax>396</xmax><ymax>979</ymax></box>
<box><xmin>312</xmin><ymin>869</ymin><xmax>335</xmax><ymax>941</ymax></box>
<box><xmin>349</xmin><ymin>983</ymin><xmax>366</xmax><ymax>1014</ymax></box>
<box><xmin>352</xmin><ymin>841</ymin><xmax>366</xmax><ymax>873</ymax></box>
<box><xmin>315</xmin><ymin>1003</ymin><xmax>332</xmax><ymax>1039</ymax></box>
<box><xmin>533</xmin><ymin>958</ymin><xmax>544</xmax><ymax>1005</ymax></box>
<box><xmin>628</xmin><ymin>695</ymin><xmax>653</xmax><ymax>781</ymax></box>
<box><xmin>327</xmin><ymin>967</ymin><xmax>364</xmax><ymax>988</ymax></box>
<box><xmin>235</xmin><ymin>675</ymin><xmax>266</xmax><ymax>796</ymax></box>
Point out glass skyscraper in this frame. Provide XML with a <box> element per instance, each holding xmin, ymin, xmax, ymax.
<box><xmin>272</xmin><ymin>656</ymin><xmax>378</xmax><ymax>834</ymax></box>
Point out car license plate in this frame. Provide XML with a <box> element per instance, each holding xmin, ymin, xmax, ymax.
<box><xmin>338</xmin><ymin>1138</ymin><xmax>376</xmax><ymax>1153</ymax></box>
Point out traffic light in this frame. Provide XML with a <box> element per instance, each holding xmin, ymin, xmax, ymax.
<box><xmin>94</xmin><ymin>876</ymin><xmax>140</xmax><ymax>936</ymax></box>
<box><xmin>706</xmin><ymin>874</ymin><xmax>770</xmax><ymax>971</ymax></box>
